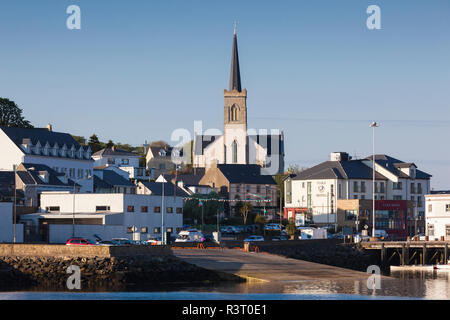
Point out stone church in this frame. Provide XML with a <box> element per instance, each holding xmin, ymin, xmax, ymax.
<box><xmin>193</xmin><ymin>29</ymin><xmax>285</xmax><ymax>175</ymax></box>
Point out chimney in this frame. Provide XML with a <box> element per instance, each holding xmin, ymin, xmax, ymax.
<box><xmin>46</xmin><ymin>124</ymin><xmax>52</xmax><ymax>132</ymax></box>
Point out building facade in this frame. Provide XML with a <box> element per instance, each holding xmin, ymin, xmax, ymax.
<box><xmin>425</xmin><ymin>193</ymin><xmax>450</xmax><ymax>240</ymax></box>
<box><xmin>284</xmin><ymin>152</ymin><xmax>431</xmax><ymax>237</ymax></box>
<box><xmin>0</xmin><ymin>125</ymin><xmax>93</xmax><ymax>192</ymax></box>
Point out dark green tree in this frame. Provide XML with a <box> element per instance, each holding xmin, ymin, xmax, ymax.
<box><xmin>88</xmin><ymin>134</ymin><xmax>103</xmax><ymax>153</ymax></box>
<box><xmin>0</xmin><ymin>98</ymin><xmax>33</xmax><ymax>128</ymax></box>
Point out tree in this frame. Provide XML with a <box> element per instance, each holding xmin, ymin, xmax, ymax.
<box><xmin>72</xmin><ymin>135</ymin><xmax>86</xmax><ymax>145</ymax></box>
<box><xmin>286</xmin><ymin>220</ymin><xmax>297</xmax><ymax>240</ymax></box>
<box><xmin>106</xmin><ymin>140</ymin><xmax>114</xmax><ymax>148</ymax></box>
<box><xmin>88</xmin><ymin>134</ymin><xmax>103</xmax><ymax>153</ymax></box>
<box><xmin>240</xmin><ymin>202</ymin><xmax>253</xmax><ymax>225</ymax></box>
<box><xmin>254</xmin><ymin>215</ymin><xmax>265</xmax><ymax>235</ymax></box>
<box><xmin>0</xmin><ymin>98</ymin><xmax>33</xmax><ymax>128</ymax></box>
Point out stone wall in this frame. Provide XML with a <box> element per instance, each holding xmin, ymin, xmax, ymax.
<box><xmin>0</xmin><ymin>244</ymin><xmax>171</xmax><ymax>258</ymax></box>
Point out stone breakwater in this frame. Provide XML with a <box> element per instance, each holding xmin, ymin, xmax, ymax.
<box><xmin>0</xmin><ymin>255</ymin><xmax>244</xmax><ymax>291</ymax></box>
<box><xmin>254</xmin><ymin>241</ymin><xmax>380</xmax><ymax>272</ymax></box>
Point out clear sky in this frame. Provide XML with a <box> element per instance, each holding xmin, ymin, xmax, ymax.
<box><xmin>0</xmin><ymin>0</ymin><xmax>449</xmax><ymax>188</ymax></box>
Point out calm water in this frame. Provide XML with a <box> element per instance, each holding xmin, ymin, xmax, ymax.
<box><xmin>1</xmin><ymin>270</ymin><xmax>450</xmax><ymax>300</ymax></box>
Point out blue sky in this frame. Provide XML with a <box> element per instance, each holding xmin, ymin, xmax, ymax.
<box><xmin>0</xmin><ymin>0</ymin><xmax>449</xmax><ymax>188</ymax></box>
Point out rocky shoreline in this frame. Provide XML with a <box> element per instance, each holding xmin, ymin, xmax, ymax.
<box><xmin>0</xmin><ymin>255</ymin><xmax>244</xmax><ymax>291</ymax></box>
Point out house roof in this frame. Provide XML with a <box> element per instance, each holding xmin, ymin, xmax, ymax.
<box><xmin>0</xmin><ymin>126</ymin><xmax>87</xmax><ymax>151</ymax></box>
<box><xmin>17</xmin><ymin>163</ymin><xmax>79</xmax><ymax>187</ymax></box>
<box><xmin>365</xmin><ymin>155</ymin><xmax>432</xmax><ymax>179</ymax></box>
<box><xmin>216</xmin><ymin>164</ymin><xmax>277</xmax><ymax>185</ymax></box>
<box><xmin>92</xmin><ymin>147</ymin><xmax>138</xmax><ymax>158</ymax></box>
<box><xmin>140</xmin><ymin>181</ymin><xmax>189</xmax><ymax>197</ymax></box>
<box><xmin>94</xmin><ymin>170</ymin><xmax>134</xmax><ymax>188</ymax></box>
<box><xmin>291</xmin><ymin>154</ymin><xmax>431</xmax><ymax>181</ymax></box>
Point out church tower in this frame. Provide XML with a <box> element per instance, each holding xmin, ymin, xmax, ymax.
<box><xmin>223</xmin><ymin>27</ymin><xmax>247</xmax><ymax>164</ymax></box>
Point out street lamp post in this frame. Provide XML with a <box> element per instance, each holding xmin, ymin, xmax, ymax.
<box><xmin>72</xmin><ymin>175</ymin><xmax>92</xmax><ymax>238</ymax></box>
<box><xmin>370</xmin><ymin>121</ymin><xmax>379</xmax><ymax>238</ymax></box>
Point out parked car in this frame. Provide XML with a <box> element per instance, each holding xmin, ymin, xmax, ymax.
<box><xmin>66</xmin><ymin>238</ymin><xmax>96</xmax><ymax>246</ymax></box>
<box><xmin>264</xmin><ymin>223</ymin><xmax>282</xmax><ymax>231</ymax></box>
<box><xmin>175</xmin><ymin>229</ymin><xmax>204</xmax><ymax>242</ymax></box>
<box><xmin>147</xmin><ymin>236</ymin><xmax>163</xmax><ymax>245</ymax></box>
<box><xmin>221</xmin><ymin>226</ymin><xmax>239</xmax><ymax>235</ymax></box>
<box><xmin>96</xmin><ymin>240</ymin><xmax>120</xmax><ymax>246</ymax></box>
<box><xmin>112</xmin><ymin>238</ymin><xmax>134</xmax><ymax>245</ymax></box>
<box><xmin>272</xmin><ymin>235</ymin><xmax>289</xmax><ymax>241</ymax></box>
<box><xmin>243</xmin><ymin>235</ymin><xmax>265</xmax><ymax>242</ymax></box>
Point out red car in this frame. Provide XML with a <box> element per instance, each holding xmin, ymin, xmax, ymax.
<box><xmin>66</xmin><ymin>237</ymin><xmax>96</xmax><ymax>246</ymax></box>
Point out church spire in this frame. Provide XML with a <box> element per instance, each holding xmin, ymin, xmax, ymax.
<box><xmin>229</xmin><ymin>24</ymin><xmax>242</xmax><ymax>92</ymax></box>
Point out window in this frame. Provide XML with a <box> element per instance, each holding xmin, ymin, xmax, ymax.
<box><xmin>361</xmin><ymin>195</ymin><xmax>365</xmax><ymax>200</ymax></box>
<box><xmin>417</xmin><ymin>183</ymin><xmax>422</xmax><ymax>194</ymax></box>
<box><xmin>353</xmin><ymin>195</ymin><xmax>358</xmax><ymax>199</ymax></box>
<box><xmin>246</xmin><ymin>185</ymin><xmax>250</xmax><ymax>193</ymax></box>
<box><xmin>154</xmin><ymin>206</ymin><xmax>161</xmax><ymax>213</ymax></box>
<box><xmin>141</xmin><ymin>206</ymin><xmax>148</xmax><ymax>213</ymax></box>
<box><xmin>121</xmin><ymin>159</ymin><xmax>129</xmax><ymax>165</ymax></box>
<box><xmin>338</xmin><ymin>184</ymin><xmax>342</xmax><ymax>198</ymax></box>
<box><xmin>380</xmin><ymin>182</ymin><xmax>385</xmax><ymax>193</ymax></box>
<box><xmin>46</xmin><ymin>206</ymin><xmax>60</xmax><ymax>212</ymax></box>
<box><xmin>361</xmin><ymin>181</ymin><xmax>366</xmax><ymax>193</ymax></box>
<box><xmin>232</xmin><ymin>140</ymin><xmax>238</xmax><ymax>163</ymax></box>
<box><xmin>446</xmin><ymin>204</ymin><xmax>450</xmax><ymax>212</ymax></box>
<box><xmin>167</xmin><ymin>207</ymin><xmax>173</xmax><ymax>213</ymax></box>
<box><xmin>127</xmin><ymin>206</ymin><xmax>134</xmax><ymax>212</ymax></box>
<box><xmin>127</xmin><ymin>227</ymin><xmax>134</xmax><ymax>233</ymax></box>
<box><xmin>428</xmin><ymin>204</ymin><xmax>432</xmax><ymax>212</ymax></box>
<box><xmin>353</xmin><ymin>181</ymin><xmax>359</xmax><ymax>192</ymax></box>
<box><xmin>345</xmin><ymin>210</ymin><xmax>358</xmax><ymax>221</ymax></box>
<box><xmin>176</xmin><ymin>207</ymin><xmax>182</xmax><ymax>214</ymax></box>
<box><xmin>159</xmin><ymin>163</ymin><xmax>166</xmax><ymax>169</ymax></box>
<box><xmin>257</xmin><ymin>185</ymin><xmax>261</xmax><ymax>193</ymax></box>
<box><xmin>393</xmin><ymin>182</ymin><xmax>403</xmax><ymax>190</ymax></box>
<box><xmin>428</xmin><ymin>224</ymin><xmax>434</xmax><ymax>237</ymax></box>
<box><xmin>107</xmin><ymin>158</ymin><xmax>115</xmax><ymax>165</ymax></box>
<box><xmin>285</xmin><ymin>179</ymin><xmax>292</xmax><ymax>204</ymax></box>
<box><xmin>96</xmin><ymin>206</ymin><xmax>110</xmax><ymax>212</ymax></box>
<box><xmin>446</xmin><ymin>225</ymin><xmax>450</xmax><ymax>237</ymax></box>
<box><xmin>393</xmin><ymin>195</ymin><xmax>402</xmax><ymax>200</ymax></box>
<box><xmin>411</xmin><ymin>183</ymin><xmax>416</xmax><ymax>194</ymax></box>
<box><xmin>154</xmin><ymin>227</ymin><xmax>161</xmax><ymax>234</ymax></box>
<box><xmin>141</xmin><ymin>227</ymin><xmax>148</xmax><ymax>234</ymax></box>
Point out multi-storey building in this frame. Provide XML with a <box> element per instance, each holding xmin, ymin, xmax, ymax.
<box><xmin>0</xmin><ymin>125</ymin><xmax>93</xmax><ymax>192</ymax></box>
<box><xmin>284</xmin><ymin>152</ymin><xmax>432</xmax><ymax>238</ymax></box>
<box><xmin>425</xmin><ymin>192</ymin><xmax>450</xmax><ymax>240</ymax></box>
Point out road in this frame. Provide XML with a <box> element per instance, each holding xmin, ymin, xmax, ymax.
<box><xmin>173</xmin><ymin>248</ymin><xmax>373</xmax><ymax>282</ymax></box>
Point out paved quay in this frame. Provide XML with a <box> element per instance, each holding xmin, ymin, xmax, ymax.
<box><xmin>173</xmin><ymin>248</ymin><xmax>374</xmax><ymax>282</ymax></box>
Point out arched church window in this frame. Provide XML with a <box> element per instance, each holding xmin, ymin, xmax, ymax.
<box><xmin>232</xmin><ymin>140</ymin><xmax>238</xmax><ymax>163</ymax></box>
<box><xmin>230</xmin><ymin>104</ymin><xmax>239</xmax><ymax>121</ymax></box>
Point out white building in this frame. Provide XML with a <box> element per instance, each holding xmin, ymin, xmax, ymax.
<box><xmin>93</xmin><ymin>146</ymin><xmax>148</xmax><ymax>180</ymax></box>
<box><xmin>0</xmin><ymin>125</ymin><xmax>93</xmax><ymax>192</ymax></box>
<box><xmin>285</xmin><ymin>152</ymin><xmax>432</xmax><ymax>229</ymax></box>
<box><xmin>20</xmin><ymin>191</ymin><xmax>184</xmax><ymax>243</ymax></box>
<box><xmin>425</xmin><ymin>193</ymin><xmax>450</xmax><ymax>240</ymax></box>
<box><xmin>0</xmin><ymin>202</ymin><xmax>24</xmax><ymax>243</ymax></box>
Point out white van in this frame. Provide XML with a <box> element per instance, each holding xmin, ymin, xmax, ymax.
<box><xmin>175</xmin><ymin>229</ymin><xmax>204</xmax><ymax>243</ymax></box>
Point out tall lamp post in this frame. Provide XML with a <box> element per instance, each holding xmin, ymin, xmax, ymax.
<box><xmin>72</xmin><ymin>175</ymin><xmax>92</xmax><ymax>238</ymax></box>
<box><xmin>370</xmin><ymin>121</ymin><xmax>380</xmax><ymax>238</ymax></box>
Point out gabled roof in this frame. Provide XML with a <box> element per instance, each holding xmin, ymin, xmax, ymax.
<box><xmin>217</xmin><ymin>164</ymin><xmax>277</xmax><ymax>185</ymax></box>
<box><xmin>292</xmin><ymin>160</ymin><xmax>388</xmax><ymax>181</ymax></box>
<box><xmin>364</xmin><ymin>154</ymin><xmax>432</xmax><ymax>179</ymax></box>
<box><xmin>98</xmin><ymin>170</ymin><xmax>134</xmax><ymax>187</ymax></box>
<box><xmin>194</xmin><ymin>135</ymin><xmax>220</xmax><ymax>155</ymax></box>
<box><xmin>0</xmin><ymin>126</ymin><xmax>85</xmax><ymax>151</ymax></box>
<box><xmin>92</xmin><ymin>147</ymin><xmax>138</xmax><ymax>158</ymax></box>
<box><xmin>17</xmin><ymin>163</ymin><xmax>78</xmax><ymax>187</ymax></box>
<box><xmin>140</xmin><ymin>181</ymin><xmax>189</xmax><ymax>197</ymax></box>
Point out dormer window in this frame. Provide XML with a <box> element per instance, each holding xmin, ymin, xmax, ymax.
<box><xmin>159</xmin><ymin>150</ymin><xmax>166</xmax><ymax>156</ymax></box>
<box><xmin>60</xmin><ymin>144</ymin><xmax>67</xmax><ymax>157</ymax></box>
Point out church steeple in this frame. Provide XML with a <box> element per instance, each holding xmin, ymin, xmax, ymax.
<box><xmin>229</xmin><ymin>27</ymin><xmax>242</xmax><ymax>92</ymax></box>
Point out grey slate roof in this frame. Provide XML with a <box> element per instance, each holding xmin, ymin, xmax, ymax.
<box><xmin>18</xmin><ymin>164</ymin><xmax>78</xmax><ymax>187</ymax></box>
<box><xmin>0</xmin><ymin>126</ymin><xmax>87</xmax><ymax>151</ymax></box>
<box><xmin>140</xmin><ymin>181</ymin><xmax>189</xmax><ymax>197</ymax></box>
<box><xmin>93</xmin><ymin>147</ymin><xmax>138</xmax><ymax>157</ymax></box>
<box><xmin>364</xmin><ymin>155</ymin><xmax>432</xmax><ymax>179</ymax></box>
<box><xmin>94</xmin><ymin>170</ymin><xmax>134</xmax><ymax>189</ymax></box>
<box><xmin>217</xmin><ymin>164</ymin><xmax>277</xmax><ymax>185</ymax></box>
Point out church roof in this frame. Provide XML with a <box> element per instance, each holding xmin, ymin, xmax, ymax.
<box><xmin>217</xmin><ymin>164</ymin><xmax>276</xmax><ymax>185</ymax></box>
<box><xmin>229</xmin><ymin>31</ymin><xmax>242</xmax><ymax>92</ymax></box>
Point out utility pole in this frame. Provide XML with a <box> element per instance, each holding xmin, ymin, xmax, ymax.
<box><xmin>370</xmin><ymin>122</ymin><xmax>379</xmax><ymax>237</ymax></box>
<box><xmin>13</xmin><ymin>164</ymin><xmax>17</xmax><ymax>244</ymax></box>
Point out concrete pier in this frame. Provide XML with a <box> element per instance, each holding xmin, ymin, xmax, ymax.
<box><xmin>173</xmin><ymin>248</ymin><xmax>373</xmax><ymax>282</ymax></box>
